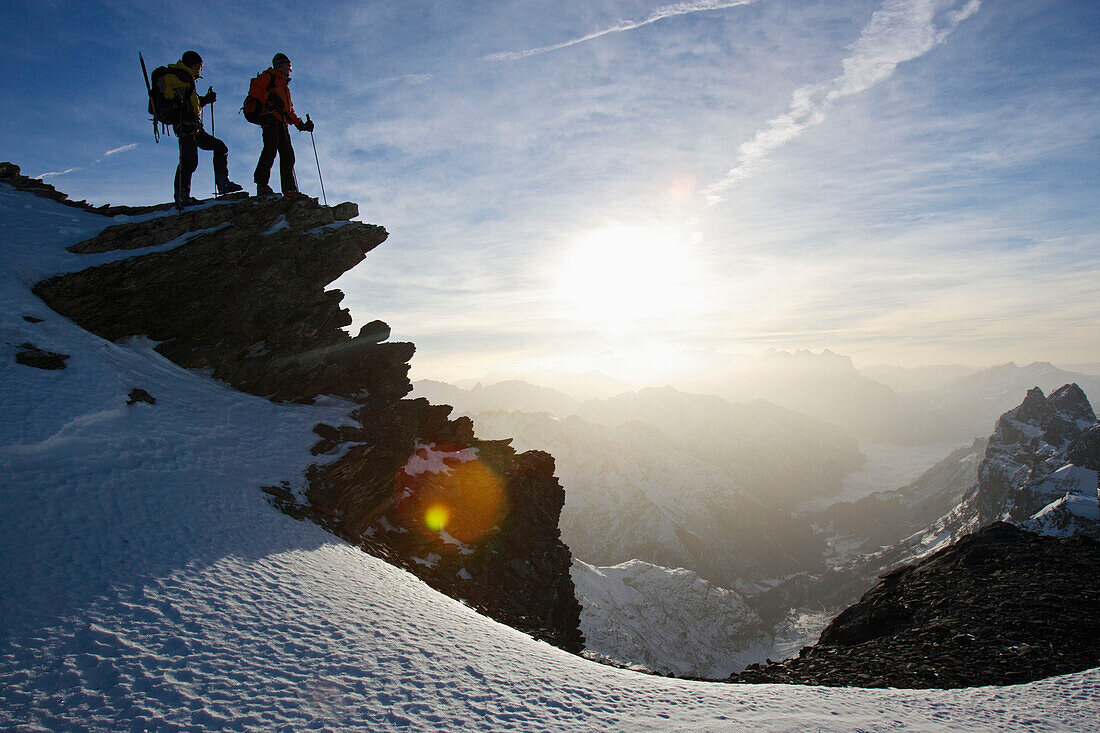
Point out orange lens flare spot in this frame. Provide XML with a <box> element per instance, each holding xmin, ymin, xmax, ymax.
<box><xmin>398</xmin><ymin>459</ymin><xmax>508</xmax><ymax>545</ymax></box>
<box><xmin>424</xmin><ymin>503</ymin><xmax>451</xmax><ymax>532</ymax></box>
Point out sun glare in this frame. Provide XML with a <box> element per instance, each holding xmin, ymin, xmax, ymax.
<box><xmin>555</xmin><ymin>223</ymin><xmax>702</xmax><ymax>333</ymax></box>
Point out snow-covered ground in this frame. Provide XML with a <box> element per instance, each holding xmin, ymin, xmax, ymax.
<box><xmin>3</xmin><ymin>183</ymin><xmax>1100</xmax><ymax>730</ymax></box>
<box><xmin>572</xmin><ymin>559</ymin><xmax>771</xmax><ymax>678</ymax></box>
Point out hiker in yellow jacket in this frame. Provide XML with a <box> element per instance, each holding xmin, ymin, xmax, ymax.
<box><xmin>157</xmin><ymin>51</ymin><xmax>242</xmax><ymax>208</ymax></box>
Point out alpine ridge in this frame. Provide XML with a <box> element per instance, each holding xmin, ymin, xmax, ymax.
<box><xmin>6</xmin><ymin>162</ymin><xmax>582</xmax><ymax>652</ymax></box>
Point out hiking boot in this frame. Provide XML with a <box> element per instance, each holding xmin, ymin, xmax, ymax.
<box><xmin>175</xmin><ymin>196</ymin><xmax>202</xmax><ymax>210</ymax></box>
<box><xmin>255</xmin><ymin>183</ymin><xmax>274</xmax><ymax>197</ymax></box>
<box><xmin>216</xmin><ymin>177</ymin><xmax>244</xmax><ymax>195</ymax></box>
<box><xmin>283</xmin><ymin>190</ymin><xmax>309</xmax><ymax>200</ymax></box>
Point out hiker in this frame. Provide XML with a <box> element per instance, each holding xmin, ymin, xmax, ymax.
<box><xmin>154</xmin><ymin>51</ymin><xmax>243</xmax><ymax>208</ymax></box>
<box><xmin>249</xmin><ymin>53</ymin><xmax>314</xmax><ymax>198</ymax></box>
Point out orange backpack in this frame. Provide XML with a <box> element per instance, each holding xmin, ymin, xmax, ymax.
<box><xmin>241</xmin><ymin>71</ymin><xmax>277</xmax><ymax>125</ymax></box>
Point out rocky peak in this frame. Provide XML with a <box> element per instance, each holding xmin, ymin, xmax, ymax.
<box><xmin>977</xmin><ymin>383</ymin><xmax>1098</xmax><ymax>527</ymax></box>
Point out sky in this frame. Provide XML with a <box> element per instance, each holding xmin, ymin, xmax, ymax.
<box><xmin>2</xmin><ymin>0</ymin><xmax>1098</xmax><ymax>383</ymax></box>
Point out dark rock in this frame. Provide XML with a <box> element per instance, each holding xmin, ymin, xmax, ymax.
<box><xmin>332</xmin><ymin>202</ymin><xmax>358</xmax><ymax>221</ymax></box>
<box><xmin>33</xmin><ymin>196</ymin><xmax>400</xmax><ymax>403</ymax></box>
<box><xmin>730</xmin><ymin>523</ymin><xmax>1100</xmax><ymax>688</ymax></box>
<box><xmin>358</xmin><ymin>320</ymin><xmax>391</xmax><ymax>343</ymax></box>
<box><xmin>0</xmin><ymin>163</ymin><xmax>83</xmax><ymax>210</ymax></box>
<box><xmin>303</xmin><ymin>397</ymin><xmax>583</xmax><ymax>653</ymax></box>
<box><xmin>126</xmin><ymin>388</ymin><xmax>156</xmax><ymax>405</ymax></box>
<box><xmin>978</xmin><ymin>384</ymin><xmax>1096</xmax><ymax>525</ymax></box>
<box><xmin>15</xmin><ymin>343</ymin><xmax>69</xmax><ymax>370</ymax></box>
<box><xmin>313</xmin><ymin>423</ymin><xmax>343</xmax><ymax>442</ymax></box>
<box><xmin>1067</xmin><ymin>424</ymin><xmax>1100</xmax><ymax>471</ymax></box>
<box><xmin>23</xmin><ymin>315</ymin><xmax>43</xmax><ymax>323</ymax></box>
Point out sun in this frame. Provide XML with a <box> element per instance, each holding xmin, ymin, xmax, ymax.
<box><xmin>555</xmin><ymin>223</ymin><xmax>702</xmax><ymax>333</ymax></box>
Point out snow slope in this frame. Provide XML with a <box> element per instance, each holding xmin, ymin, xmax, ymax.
<box><xmin>3</xmin><ymin>182</ymin><xmax>1100</xmax><ymax>730</ymax></box>
<box><xmin>571</xmin><ymin>559</ymin><xmax>770</xmax><ymax>679</ymax></box>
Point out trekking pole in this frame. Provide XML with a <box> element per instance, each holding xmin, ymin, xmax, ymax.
<box><xmin>306</xmin><ymin>114</ymin><xmax>328</xmax><ymax>206</ymax></box>
<box><xmin>208</xmin><ymin>87</ymin><xmax>216</xmax><ymax>196</ymax></box>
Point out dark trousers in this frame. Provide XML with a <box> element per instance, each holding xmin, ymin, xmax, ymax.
<box><xmin>254</xmin><ymin>119</ymin><xmax>297</xmax><ymax>193</ymax></box>
<box><xmin>174</xmin><ymin>127</ymin><xmax>228</xmax><ymax>203</ymax></box>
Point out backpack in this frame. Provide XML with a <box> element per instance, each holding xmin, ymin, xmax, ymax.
<box><xmin>147</xmin><ymin>65</ymin><xmax>191</xmax><ymax>125</ymax></box>
<box><xmin>242</xmin><ymin>71</ymin><xmax>277</xmax><ymax>125</ymax></box>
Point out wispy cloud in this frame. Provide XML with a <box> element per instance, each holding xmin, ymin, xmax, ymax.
<box><xmin>102</xmin><ymin>143</ymin><xmax>138</xmax><ymax>158</ymax></box>
<box><xmin>378</xmin><ymin>73</ymin><xmax>434</xmax><ymax>86</ymax></box>
<box><xmin>95</xmin><ymin>143</ymin><xmax>139</xmax><ymax>163</ymax></box>
<box><xmin>484</xmin><ymin>0</ymin><xmax>757</xmax><ymax>62</ymax></box>
<box><xmin>704</xmin><ymin>0</ymin><xmax>981</xmax><ymax>203</ymax></box>
<box><xmin>38</xmin><ymin>167</ymin><xmax>81</xmax><ymax>179</ymax></box>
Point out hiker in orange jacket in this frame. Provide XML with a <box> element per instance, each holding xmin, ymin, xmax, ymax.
<box><xmin>252</xmin><ymin>53</ymin><xmax>314</xmax><ymax>198</ymax></box>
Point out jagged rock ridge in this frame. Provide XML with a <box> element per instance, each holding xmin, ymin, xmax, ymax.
<box><xmin>9</xmin><ymin>164</ymin><xmax>582</xmax><ymax>652</ymax></box>
<box><xmin>731</xmin><ymin>523</ymin><xmax>1100</xmax><ymax>688</ymax></box>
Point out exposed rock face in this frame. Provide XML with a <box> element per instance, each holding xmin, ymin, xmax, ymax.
<box><xmin>977</xmin><ymin>384</ymin><xmax>1098</xmax><ymax>525</ymax></box>
<box><xmin>731</xmin><ymin>523</ymin><xmax>1100</xmax><ymax>688</ymax></box>
<box><xmin>33</xmin><ymin>196</ymin><xmax>407</xmax><ymax>403</ymax></box>
<box><xmin>21</xmin><ymin>172</ymin><xmax>582</xmax><ymax>653</ymax></box>
<box><xmin>293</xmin><ymin>397</ymin><xmax>584</xmax><ymax>651</ymax></box>
<box><xmin>1067</xmin><ymin>424</ymin><xmax>1100</xmax><ymax>471</ymax></box>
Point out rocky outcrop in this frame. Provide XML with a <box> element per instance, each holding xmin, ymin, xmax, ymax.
<box><xmin>1067</xmin><ymin>424</ymin><xmax>1100</xmax><ymax>471</ymax></box>
<box><xmin>33</xmin><ymin>195</ymin><xmax>408</xmax><ymax>403</ymax></box>
<box><xmin>14</xmin><ymin>342</ymin><xmax>69</xmax><ymax>370</ymax></box>
<box><xmin>977</xmin><ymin>384</ymin><xmax>1097</xmax><ymax>525</ymax></box>
<box><xmin>285</xmin><ymin>396</ymin><xmax>584</xmax><ymax>652</ymax></box>
<box><xmin>731</xmin><ymin>523</ymin><xmax>1100</xmax><ymax>688</ymax></box>
<box><xmin>863</xmin><ymin>384</ymin><xmax>1100</xmax><ymax>568</ymax></box>
<box><xmin>21</xmin><ymin>172</ymin><xmax>583</xmax><ymax>653</ymax></box>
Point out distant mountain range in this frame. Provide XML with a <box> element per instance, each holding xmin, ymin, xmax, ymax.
<box><xmin>423</xmin><ymin>356</ymin><xmax>1100</xmax><ymax>446</ymax></box>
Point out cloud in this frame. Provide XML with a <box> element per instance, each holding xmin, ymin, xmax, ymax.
<box><xmin>38</xmin><ymin>167</ymin><xmax>81</xmax><ymax>179</ymax></box>
<box><xmin>704</xmin><ymin>0</ymin><xmax>981</xmax><ymax>203</ymax></box>
<box><xmin>484</xmin><ymin>0</ymin><xmax>757</xmax><ymax>62</ymax></box>
<box><xmin>95</xmin><ymin>143</ymin><xmax>139</xmax><ymax>163</ymax></box>
<box><xmin>102</xmin><ymin>143</ymin><xmax>139</xmax><ymax>158</ymax></box>
<box><xmin>378</xmin><ymin>73</ymin><xmax>434</xmax><ymax>86</ymax></box>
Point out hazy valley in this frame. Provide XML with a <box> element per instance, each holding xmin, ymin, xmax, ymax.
<box><xmin>412</xmin><ymin>364</ymin><xmax>1100</xmax><ymax>675</ymax></box>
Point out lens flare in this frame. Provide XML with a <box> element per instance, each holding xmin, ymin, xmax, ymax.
<box><xmin>424</xmin><ymin>503</ymin><xmax>451</xmax><ymax>531</ymax></box>
<box><xmin>395</xmin><ymin>456</ymin><xmax>508</xmax><ymax>545</ymax></box>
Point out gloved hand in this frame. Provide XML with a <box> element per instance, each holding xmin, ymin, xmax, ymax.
<box><xmin>299</xmin><ymin>119</ymin><xmax>315</xmax><ymax>132</ymax></box>
<box><xmin>201</xmin><ymin>89</ymin><xmax>217</xmax><ymax>105</ymax></box>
